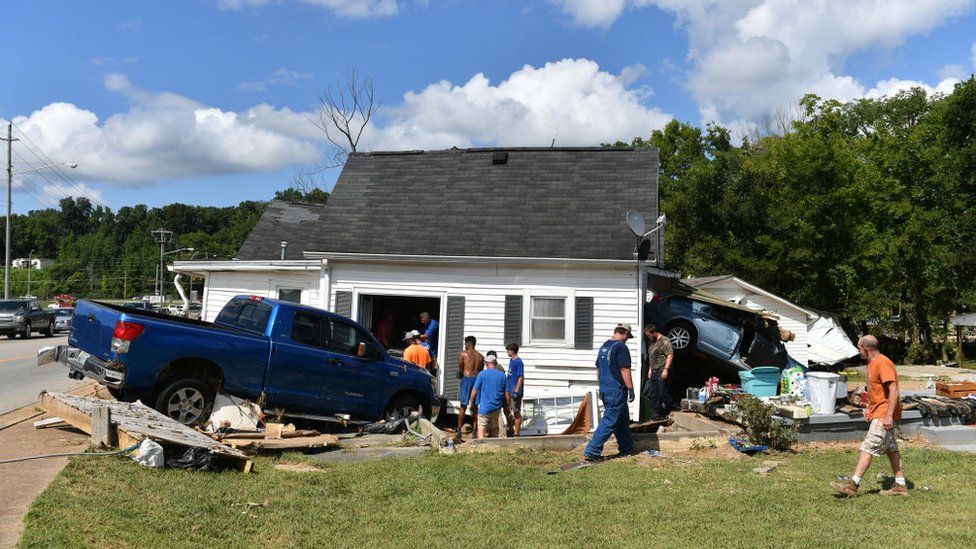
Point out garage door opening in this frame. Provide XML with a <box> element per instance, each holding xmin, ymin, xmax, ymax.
<box><xmin>357</xmin><ymin>294</ymin><xmax>441</xmax><ymax>356</ymax></box>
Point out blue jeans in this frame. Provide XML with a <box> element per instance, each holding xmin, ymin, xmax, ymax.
<box><xmin>648</xmin><ymin>370</ymin><xmax>670</xmax><ymax>419</ymax></box>
<box><xmin>584</xmin><ymin>387</ymin><xmax>634</xmax><ymax>458</ymax></box>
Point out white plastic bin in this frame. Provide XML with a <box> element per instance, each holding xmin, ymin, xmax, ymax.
<box><xmin>807</xmin><ymin>372</ymin><xmax>841</xmax><ymax>415</ymax></box>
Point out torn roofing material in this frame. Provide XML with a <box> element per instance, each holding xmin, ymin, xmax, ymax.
<box><xmin>236</xmin><ymin>147</ymin><xmax>660</xmax><ymax>261</ymax></box>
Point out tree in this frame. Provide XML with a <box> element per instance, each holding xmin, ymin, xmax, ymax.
<box><xmin>310</xmin><ymin>69</ymin><xmax>380</xmax><ymax>167</ymax></box>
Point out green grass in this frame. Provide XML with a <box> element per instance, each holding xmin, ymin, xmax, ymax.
<box><xmin>20</xmin><ymin>447</ymin><xmax>976</xmax><ymax>548</ymax></box>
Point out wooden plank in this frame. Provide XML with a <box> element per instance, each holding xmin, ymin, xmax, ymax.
<box><xmin>221</xmin><ymin>433</ymin><xmax>340</xmax><ymax>451</ymax></box>
<box><xmin>33</xmin><ymin>417</ymin><xmax>66</xmax><ymax>429</ymax></box>
<box><xmin>91</xmin><ymin>405</ymin><xmax>116</xmax><ymax>449</ymax></box>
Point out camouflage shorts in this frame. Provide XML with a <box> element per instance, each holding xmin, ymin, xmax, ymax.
<box><xmin>860</xmin><ymin>418</ymin><xmax>899</xmax><ymax>456</ymax></box>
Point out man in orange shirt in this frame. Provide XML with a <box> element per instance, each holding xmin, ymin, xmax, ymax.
<box><xmin>402</xmin><ymin>331</ymin><xmax>432</xmax><ymax>372</ymax></box>
<box><xmin>831</xmin><ymin>335</ymin><xmax>908</xmax><ymax>497</ymax></box>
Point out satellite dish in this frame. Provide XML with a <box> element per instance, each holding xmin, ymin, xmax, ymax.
<box><xmin>626</xmin><ymin>210</ymin><xmax>646</xmax><ymax>237</ymax></box>
<box><xmin>656</xmin><ymin>213</ymin><xmax>667</xmax><ymax>226</ymax></box>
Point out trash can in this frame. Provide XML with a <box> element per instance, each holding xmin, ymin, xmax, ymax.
<box><xmin>807</xmin><ymin>372</ymin><xmax>841</xmax><ymax>414</ymax></box>
<box><xmin>738</xmin><ymin>367</ymin><xmax>780</xmax><ymax>397</ymax></box>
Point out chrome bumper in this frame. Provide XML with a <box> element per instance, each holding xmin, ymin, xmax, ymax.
<box><xmin>37</xmin><ymin>345</ymin><xmax>124</xmax><ymax>388</ymax></box>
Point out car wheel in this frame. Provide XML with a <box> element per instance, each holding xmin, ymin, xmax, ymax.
<box><xmin>665</xmin><ymin>320</ymin><xmax>697</xmax><ymax>353</ymax></box>
<box><xmin>384</xmin><ymin>394</ymin><xmax>424</xmax><ymax>422</ymax></box>
<box><xmin>21</xmin><ymin>321</ymin><xmax>31</xmax><ymax>339</ymax></box>
<box><xmin>154</xmin><ymin>377</ymin><xmax>215</xmax><ymax>426</ymax></box>
<box><xmin>41</xmin><ymin>320</ymin><xmax>54</xmax><ymax>337</ymax></box>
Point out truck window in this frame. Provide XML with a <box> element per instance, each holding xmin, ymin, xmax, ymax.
<box><xmin>325</xmin><ymin>318</ymin><xmax>368</xmax><ymax>356</ymax></box>
<box><xmin>291</xmin><ymin>311</ymin><xmax>323</xmax><ymax>347</ymax></box>
<box><xmin>216</xmin><ymin>298</ymin><xmax>272</xmax><ymax>333</ymax></box>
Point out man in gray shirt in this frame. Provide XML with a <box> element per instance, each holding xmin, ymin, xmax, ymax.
<box><xmin>644</xmin><ymin>324</ymin><xmax>674</xmax><ymax>420</ymax></box>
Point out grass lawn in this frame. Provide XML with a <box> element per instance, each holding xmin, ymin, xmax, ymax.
<box><xmin>21</xmin><ymin>445</ymin><xmax>976</xmax><ymax>548</ymax></box>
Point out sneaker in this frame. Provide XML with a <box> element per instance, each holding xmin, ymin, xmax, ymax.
<box><xmin>583</xmin><ymin>454</ymin><xmax>603</xmax><ymax>462</ymax></box>
<box><xmin>880</xmin><ymin>483</ymin><xmax>909</xmax><ymax>496</ymax></box>
<box><xmin>830</xmin><ymin>479</ymin><xmax>859</xmax><ymax>497</ymax></box>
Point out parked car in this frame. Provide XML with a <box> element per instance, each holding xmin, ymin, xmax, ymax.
<box><xmin>121</xmin><ymin>301</ymin><xmax>151</xmax><ymax>311</ymax></box>
<box><xmin>39</xmin><ymin>295</ymin><xmax>440</xmax><ymax>426</ymax></box>
<box><xmin>0</xmin><ymin>298</ymin><xmax>56</xmax><ymax>339</ymax></box>
<box><xmin>54</xmin><ymin>307</ymin><xmax>75</xmax><ymax>333</ymax></box>
<box><xmin>645</xmin><ymin>290</ymin><xmax>802</xmax><ymax>372</ymax></box>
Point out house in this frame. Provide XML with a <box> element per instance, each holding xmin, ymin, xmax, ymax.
<box><xmin>13</xmin><ymin>257</ymin><xmax>54</xmax><ymax>269</ymax></box>
<box><xmin>685</xmin><ymin>274</ymin><xmax>858</xmax><ymax>365</ymax></box>
<box><xmin>172</xmin><ymin>147</ymin><xmax>661</xmax><ymax>421</ymax></box>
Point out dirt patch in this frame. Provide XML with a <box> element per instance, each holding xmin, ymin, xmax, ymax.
<box><xmin>274</xmin><ymin>462</ymin><xmax>326</xmax><ymax>473</ymax></box>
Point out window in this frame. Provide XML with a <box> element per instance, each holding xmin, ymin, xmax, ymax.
<box><xmin>325</xmin><ymin>318</ymin><xmax>368</xmax><ymax>356</ymax></box>
<box><xmin>216</xmin><ymin>298</ymin><xmax>272</xmax><ymax>333</ymax></box>
<box><xmin>291</xmin><ymin>311</ymin><xmax>323</xmax><ymax>347</ymax></box>
<box><xmin>531</xmin><ymin>297</ymin><xmax>566</xmax><ymax>341</ymax></box>
<box><xmin>278</xmin><ymin>288</ymin><xmax>302</xmax><ymax>304</ymax></box>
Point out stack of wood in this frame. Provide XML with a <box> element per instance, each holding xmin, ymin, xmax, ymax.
<box><xmin>211</xmin><ymin>422</ymin><xmax>340</xmax><ymax>451</ymax></box>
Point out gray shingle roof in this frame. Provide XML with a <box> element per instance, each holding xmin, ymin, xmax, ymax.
<box><xmin>237</xmin><ymin>146</ymin><xmax>660</xmax><ymax>261</ymax></box>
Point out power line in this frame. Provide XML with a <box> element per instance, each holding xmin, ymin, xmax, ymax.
<box><xmin>10</xmin><ymin>149</ymin><xmax>77</xmax><ymax>205</ymax></box>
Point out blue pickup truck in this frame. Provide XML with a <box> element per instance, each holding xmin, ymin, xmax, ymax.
<box><xmin>39</xmin><ymin>295</ymin><xmax>439</xmax><ymax>425</ymax></box>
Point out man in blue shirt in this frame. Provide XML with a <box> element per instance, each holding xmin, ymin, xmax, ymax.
<box><xmin>504</xmin><ymin>343</ymin><xmax>525</xmax><ymax>437</ymax></box>
<box><xmin>419</xmin><ymin>312</ymin><xmax>439</xmax><ymax>356</ymax></box>
<box><xmin>469</xmin><ymin>354</ymin><xmax>507</xmax><ymax>439</ymax></box>
<box><xmin>583</xmin><ymin>323</ymin><xmax>636</xmax><ymax>460</ymax></box>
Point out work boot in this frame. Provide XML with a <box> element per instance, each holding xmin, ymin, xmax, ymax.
<box><xmin>830</xmin><ymin>479</ymin><xmax>859</xmax><ymax>498</ymax></box>
<box><xmin>880</xmin><ymin>483</ymin><xmax>909</xmax><ymax>496</ymax></box>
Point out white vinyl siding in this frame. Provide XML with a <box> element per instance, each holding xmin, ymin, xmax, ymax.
<box><xmin>201</xmin><ymin>270</ymin><xmax>320</xmax><ymax>322</ymax></box>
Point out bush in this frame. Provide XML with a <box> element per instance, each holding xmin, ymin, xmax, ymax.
<box><xmin>733</xmin><ymin>395</ymin><xmax>797</xmax><ymax>452</ymax></box>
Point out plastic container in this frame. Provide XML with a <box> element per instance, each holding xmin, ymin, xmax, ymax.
<box><xmin>807</xmin><ymin>372</ymin><xmax>841</xmax><ymax>414</ymax></box>
<box><xmin>738</xmin><ymin>367</ymin><xmax>781</xmax><ymax>397</ymax></box>
<box><xmin>834</xmin><ymin>376</ymin><xmax>848</xmax><ymax>399</ymax></box>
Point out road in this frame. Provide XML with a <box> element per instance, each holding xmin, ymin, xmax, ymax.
<box><xmin>0</xmin><ymin>334</ymin><xmax>85</xmax><ymax>415</ymax></box>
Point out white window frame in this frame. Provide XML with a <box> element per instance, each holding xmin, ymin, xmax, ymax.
<box><xmin>524</xmin><ymin>291</ymin><xmax>574</xmax><ymax>347</ymax></box>
<box><xmin>275</xmin><ymin>285</ymin><xmax>303</xmax><ymax>304</ymax></box>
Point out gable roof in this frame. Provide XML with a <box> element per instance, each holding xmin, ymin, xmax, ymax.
<box><xmin>236</xmin><ymin>147</ymin><xmax>660</xmax><ymax>262</ymax></box>
<box><xmin>685</xmin><ymin>274</ymin><xmax>816</xmax><ymax>318</ymax></box>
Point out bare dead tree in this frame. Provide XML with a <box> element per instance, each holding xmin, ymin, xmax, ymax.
<box><xmin>309</xmin><ymin>69</ymin><xmax>380</xmax><ymax>167</ymax></box>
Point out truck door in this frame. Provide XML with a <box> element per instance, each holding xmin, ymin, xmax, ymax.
<box><xmin>323</xmin><ymin>317</ymin><xmax>392</xmax><ymax>418</ymax></box>
<box><xmin>265</xmin><ymin>310</ymin><xmax>333</xmax><ymax>412</ymax></box>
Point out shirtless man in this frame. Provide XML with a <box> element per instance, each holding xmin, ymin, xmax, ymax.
<box><xmin>456</xmin><ymin>335</ymin><xmax>485</xmax><ymax>434</ymax></box>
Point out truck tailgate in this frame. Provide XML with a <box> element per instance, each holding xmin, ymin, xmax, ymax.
<box><xmin>68</xmin><ymin>300</ymin><xmax>121</xmax><ymax>361</ymax></box>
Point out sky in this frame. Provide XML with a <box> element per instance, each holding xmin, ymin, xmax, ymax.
<box><xmin>3</xmin><ymin>0</ymin><xmax>975</xmax><ymax>213</ymax></box>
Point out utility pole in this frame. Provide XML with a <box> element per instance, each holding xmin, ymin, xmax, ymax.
<box><xmin>152</xmin><ymin>228</ymin><xmax>173</xmax><ymax>302</ymax></box>
<box><xmin>2</xmin><ymin>122</ymin><xmax>19</xmax><ymax>299</ymax></box>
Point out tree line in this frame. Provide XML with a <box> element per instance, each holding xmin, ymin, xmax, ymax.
<box><xmin>612</xmin><ymin>77</ymin><xmax>976</xmax><ymax>362</ymax></box>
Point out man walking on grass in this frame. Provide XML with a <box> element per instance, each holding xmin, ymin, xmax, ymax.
<box><xmin>830</xmin><ymin>335</ymin><xmax>908</xmax><ymax>497</ymax></box>
<box><xmin>469</xmin><ymin>353</ymin><xmax>507</xmax><ymax>439</ymax></box>
<box><xmin>583</xmin><ymin>323</ymin><xmax>636</xmax><ymax>461</ymax></box>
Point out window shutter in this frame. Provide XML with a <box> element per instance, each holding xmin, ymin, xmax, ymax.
<box><xmin>574</xmin><ymin>296</ymin><xmax>594</xmax><ymax>350</ymax></box>
<box><xmin>504</xmin><ymin>295</ymin><xmax>523</xmax><ymax>346</ymax></box>
<box><xmin>442</xmin><ymin>296</ymin><xmax>466</xmax><ymax>400</ymax></box>
<box><xmin>334</xmin><ymin>291</ymin><xmax>352</xmax><ymax>318</ymax></box>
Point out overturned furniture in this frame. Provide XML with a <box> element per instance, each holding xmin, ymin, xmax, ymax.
<box><xmin>39</xmin><ymin>391</ymin><xmax>252</xmax><ymax>471</ymax></box>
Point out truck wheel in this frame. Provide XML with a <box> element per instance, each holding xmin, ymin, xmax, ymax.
<box><xmin>154</xmin><ymin>377</ymin><xmax>215</xmax><ymax>426</ymax></box>
<box><xmin>384</xmin><ymin>394</ymin><xmax>425</xmax><ymax>422</ymax></box>
<box><xmin>21</xmin><ymin>321</ymin><xmax>31</xmax><ymax>339</ymax></box>
<box><xmin>41</xmin><ymin>319</ymin><xmax>54</xmax><ymax>337</ymax></box>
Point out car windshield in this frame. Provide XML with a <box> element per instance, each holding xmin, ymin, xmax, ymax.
<box><xmin>0</xmin><ymin>301</ymin><xmax>25</xmax><ymax>312</ymax></box>
<box><xmin>123</xmin><ymin>302</ymin><xmax>146</xmax><ymax>309</ymax></box>
<box><xmin>56</xmin><ymin>308</ymin><xmax>74</xmax><ymax>316</ymax></box>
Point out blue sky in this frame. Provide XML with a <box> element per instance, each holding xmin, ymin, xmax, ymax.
<box><xmin>4</xmin><ymin>0</ymin><xmax>975</xmax><ymax>212</ymax></box>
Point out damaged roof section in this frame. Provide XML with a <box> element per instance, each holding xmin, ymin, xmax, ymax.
<box><xmin>237</xmin><ymin>146</ymin><xmax>660</xmax><ymax>261</ymax></box>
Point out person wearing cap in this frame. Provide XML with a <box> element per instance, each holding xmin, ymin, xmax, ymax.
<box><xmin>402</xmin><ymin>330</ymin><xmax>432</xmax><ymax>371</ymax></box>
<box><xmin>583</xmin><ymin>323</ymin><xmax>636</xmax><ymax>460</ymax></box>
<box><xmin>469</xmin><ymin>352</ymin><xmax>508</xmax><ymax>439</ymax></box>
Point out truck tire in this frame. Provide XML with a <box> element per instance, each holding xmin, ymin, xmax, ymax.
<box><xmin>21</xmin><ymin>321</ymin><xmax>31</xmax><ymax>339</ymax></box>
<box><xmin>383</xmin><ymin>394</ymin><xmax>425</xmax><ymax>422</ymax></box>
<box><xmin>41</xmin><ymin>319</ymin><xmax>54</xmax><ymax>337</ymax></box>
<box><xmin>154</xmin><ymin>376</ymin><xmax>215</xmax><ymax>426</ymax></box>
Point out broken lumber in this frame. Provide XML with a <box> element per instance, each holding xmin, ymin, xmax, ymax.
<box><xmin>561</xmin><ymin>393</ymin><xmax>593</xmax><ymax>435</ymax></box>
<box><xmin>39</xmin><ymin>391</ymin><xmax>251</xmax><ymax>471</ymax></box>
<box><xmin>33</xmin><ymin>417</ymin><xmax>66</xmax><ymax>429</ymax></box>
<box><xmin>221</xmin><ymin>433</ymin><xmax>340</xmax><ymax>451</ymax></box>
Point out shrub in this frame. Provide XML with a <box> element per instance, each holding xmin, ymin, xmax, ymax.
<box><xmin>733</xmin><ymin>394</ymin><xmax>797</xmax><ymax>452</ymax></box>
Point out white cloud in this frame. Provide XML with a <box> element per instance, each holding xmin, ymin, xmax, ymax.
<box><xmin>937</xmin><ymin>64</ymin><xmax>967</xmax><ymax>80</ymax></box>
<box><xmin>555</xmin><ymin>0</ymin><xmax>975</xmax><ymax>125</ymax></box>
<box><xmin>864</xmin><ymin>76</ymin><xmax>960</xmax><ymax>98</ymax></box>
<box><xmin>11</xmin><ymin>75</ymin><xmax>319</xmax><ymax>185</ymax></box>
<box><xmin>549</xmin><ymin>0</ymin><xmax>627</xmax><ymax>28</ymax></box>
<box><xmin>239</xmin><ymin>67</ymin><xmax>312</xmax><ymax>91</ymax></box>
<box><xmin>972</xmin><ymin>42</ymin><xmax>976</xmax><ymax>68</ymax></box>
<box><xmin>218</xmin><ymin>0</ymin><xmax>399</xmax><ymax>18</ymax></box>
<box><xmin>116</xmin><ymin>20</ymin><xmax>142</xmax><ymax>33</ymax></box>
<box><xmin>364</xmin><ymin>58</ymin><xmax>672</xmax><ymax>150</ymax></box>
<box><xmin>37</xmin><ymin>183</ymin><xmax>108</xmax><ymax>208</ymax></box>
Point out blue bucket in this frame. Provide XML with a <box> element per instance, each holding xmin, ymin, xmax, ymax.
<box><xmin>738</xmin><ymin>367</ymin><xmax>780</xmax><ymax>397</ymax></box>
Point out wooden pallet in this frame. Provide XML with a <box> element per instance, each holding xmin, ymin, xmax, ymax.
<box><xmin>39</xmin><ymin>391</ymin><xmax>252</xmax><ymax>472</ymax></box>
<box><xmin>936</xmin><ymin>382</ymin><xmax>976</xmax><ymax>399</ymax></box>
